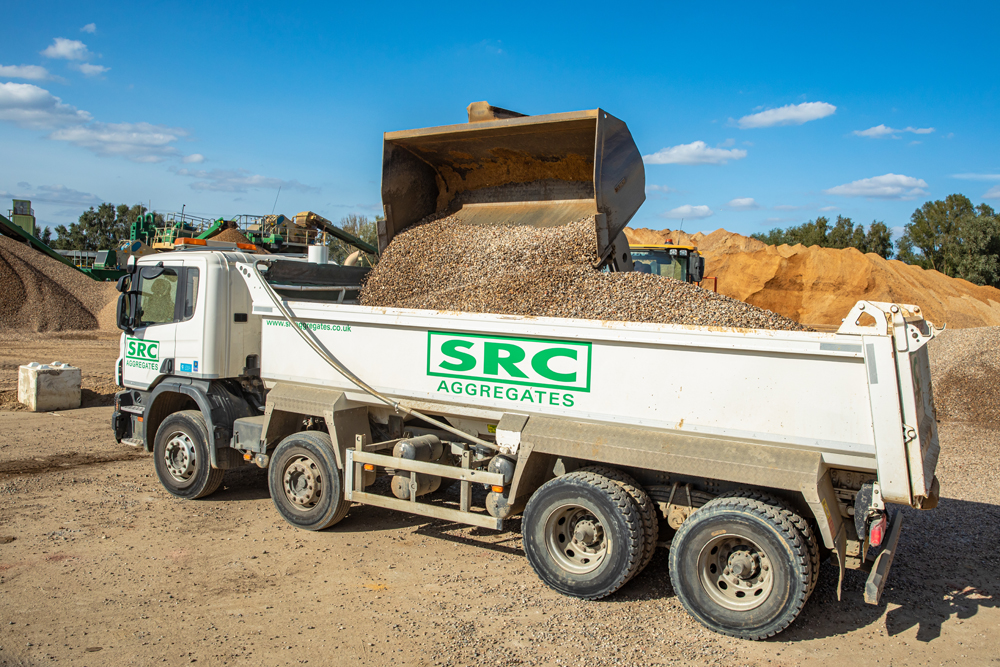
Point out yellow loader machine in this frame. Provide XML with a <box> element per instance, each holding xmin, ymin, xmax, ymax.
<box><xmin>631</xmin><ymin>242</ymin><xmax>706</xmax><ymax>283</ymax></box>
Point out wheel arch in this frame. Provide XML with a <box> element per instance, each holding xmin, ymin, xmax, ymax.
<box><xmin>146</xmin><ymin>378</ymin><xmax>255</xmax><ymax>469</ymax></box>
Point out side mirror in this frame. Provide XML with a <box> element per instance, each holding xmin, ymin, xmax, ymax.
<box><xmin>116</xmin><ymin>294</ymin><xmax>134</xmax><ymax>335</ymax></box>
<box><xmin>115</xmin><ymin>275</ymin><xmax>130</xmax><ymax>293</ymax></box>
<box><xmin>125</xmin><ymin>255</ymin><xmax>137</xmax><ymax>275</ymax></box>
<box><xmin>690</xmin><ymin>256</ymin><xmax>705</xmax><ymax>283</ymax></box>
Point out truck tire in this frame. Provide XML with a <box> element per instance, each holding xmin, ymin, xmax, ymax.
<box><xmin>576</xmin><ymin>466</ymin><xmax>659</xmax><ymax>575</ymax></box>
<box><xmin>269</xmin><ymin>431</ymin><xmax>350</xmax><ymax>531</ymax></box>
<box><xmin>719</xmin><ymin>489</ymin><xmax>821</xmax><ymax>597</ymax></box>
<box><xmin>669</xmin><ymin>495</ymin><xmax>811</xmax><ymax>640</ymax></box>
<box><xmin>522</xmin><ymin>471</ymin><xmax>644</xmax><ymax>600</ymax></box>
<box><xmin>153</xmin><ymin>410</ymin><xmax>224</xmax><ymax>500</ymax></box>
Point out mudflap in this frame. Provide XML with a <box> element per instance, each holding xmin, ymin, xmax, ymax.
<box><xmin>864</xmin><ymin>510</ymin><xmax>904</xmax><ymax>605</ymax></box>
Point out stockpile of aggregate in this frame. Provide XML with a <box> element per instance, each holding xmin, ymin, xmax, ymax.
<box><xmin>928</xmin><ymin>326</ymin><xmax>1000</xmax><ymax>426</ymax></box>
<box><xmin>211</xmin><ymin>228</ymin><xmax>253</xmax><ymax>244</ymax></box>
<box><xmin>361</xmin><ymin>216</ymin><xmax>807</xmax><ymax>331</ymax></box>
<box><xmin>0</xmin><ymin>235</ymin><xmax>117</xmax><ymax>332</ymax></box>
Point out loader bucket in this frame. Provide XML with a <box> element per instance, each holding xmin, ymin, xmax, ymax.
<box><xmin>380</xmin><ymin>103</ymin><xmax>645</xmax><ymax>261</ymax></box>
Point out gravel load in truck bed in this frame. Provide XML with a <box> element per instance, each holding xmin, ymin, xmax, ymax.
<box><xmin>361</xmin><ymin>216</ymin><xmax>808</xmax><ymax>331</ymax></box>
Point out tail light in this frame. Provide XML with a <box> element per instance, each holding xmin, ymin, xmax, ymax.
<box><xmin>869</xmin><ymin>514</ymin><xmax>888</xmax><ymax>547</ymax></box>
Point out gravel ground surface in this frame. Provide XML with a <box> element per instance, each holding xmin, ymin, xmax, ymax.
<box><xmin>362</xmin><ymin>217</ymin><xmax>807</xmax><ymax>331</ymax></box>
<box><xmin>0</xmin><ymin>236</ymin><xmax>117</xmax><ymax>333</ymax></box>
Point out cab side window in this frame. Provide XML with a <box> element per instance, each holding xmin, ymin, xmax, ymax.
<box><xmin>182</xmin><ymin>268</ymin><xmax>200</xmax><ymax>320</ymax></box>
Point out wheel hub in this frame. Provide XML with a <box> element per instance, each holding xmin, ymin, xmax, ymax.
<box><xmin>698</xmin><ymin>535</ymin><xmax>773</xmax><ymax>611</ymax></box>
<box><xmin>163</xmin><ymin>432</ymin><xmax>197</xmax><ymax>482</ymax></box>
<box><xmin>283</xmin><ymin>456</ymin><xmax>322</xmax><ymax>509</ymax></box>
<box><xmin>544</xmin><ymin>505</ymin><xmax>609</xmax><ymax>575</ymax></box>
<box><xmin>728</xmin><ymin>549</ymin><xmax>760</xmax><ymax>579</ymax></box>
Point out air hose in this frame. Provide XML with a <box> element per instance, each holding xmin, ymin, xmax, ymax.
<box><xmin>249</xmin><ymin>261</ymin><xmax>498</xmax><ymax>452</ymax></box>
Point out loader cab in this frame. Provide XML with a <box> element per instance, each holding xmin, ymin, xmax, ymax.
<box><xmin>630</xmin><ymin>244</ymin><xmax>705</xmax><ymax>283</ymax></box>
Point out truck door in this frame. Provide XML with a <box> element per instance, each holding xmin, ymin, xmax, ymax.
<box><xmin>122</xmin><ymin>264</ymin><xmax>196</xmax><ymax>389</ymax></box>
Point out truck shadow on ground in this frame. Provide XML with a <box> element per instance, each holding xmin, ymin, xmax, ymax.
<box><xmin>775</xmin><ymin>496</ymin><xmax>1000</xmax><ymax>643</ymax></box>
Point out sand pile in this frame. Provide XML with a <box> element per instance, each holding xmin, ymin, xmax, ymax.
<box><xmin>0</xmin><ymin>235</ymin><xmax>118</xmax><ymax>332</ymax></box>
<box><xmin>361</xmin><ymin>217</ymin><xmax>807</xmax><ymax>331</ymax></box>
<box><xmin>625</xmin><ymin>228</ymin><xmax>1000</xmax><ymax>328</ymax></box>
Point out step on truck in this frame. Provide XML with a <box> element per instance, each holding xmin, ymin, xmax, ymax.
<box><xmin>111</xmin><ymin>102</ymin><xmax>941</xmax><ymax>640</ymax></box>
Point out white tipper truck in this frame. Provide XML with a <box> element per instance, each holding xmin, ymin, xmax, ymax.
<box><xmin>111</xmin><ymin>103</ymin><xmax>941</xmax><ymax>640</ymax></box>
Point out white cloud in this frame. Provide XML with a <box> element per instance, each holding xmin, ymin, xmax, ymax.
<box><xmin>819</xmin><ymin>206</ymin><xmax>839</xmax><ymax>212</ymax></box>
<box><xmin>984</xmin><ymin>185</ymin><xmax>1000</xmax><ymax>200</ymax></box>
<box><xmin>853</xmin><ymin>124</ymin><xmax>935</xmax><ymax>138</ymax></box>
<box><xmin>726</xmin><ymin>197</ymin><xmax>759</xmax><ymax>210</ymax></box>
<box><xmin>0</xmin><ymin>64</ymin><xmax>52</xmax><ymax>81</ymax></box>
<box><xmin>952</xmin><ymin>173</ymin><xmax>1000</xmax><ymax>181</ymax></box>
<box><xmin>718</xmin><ymin>138</ymin><xmax>735</xmax><ymax>147</ymax></box>
<box><xmin>737</xmin><ymin>102</ymin><xmax>836</xmax><ymax>129</ymax></box>
<box><xmin>81</xmin><ymin>23</ymin><xmax>97</xmax><ymax>34</ymax></box>
<box><xmin>40</xmin><ymin>38</ymin><xmax>92</xmax><ymax>61</ymax></box>
<box><xmin>773</xmin><ymin>204</ymin><xmax>807</xmax><ymax>211</ymax></box>
<box><xmin>50</xmin><ymin>122</ymin><xmax>188</xmax><ymax>162</ymax></box>
<box><xmin>183</xmin><ymin>153</ymin><xmax>205</xmax><ymax>164</ymax></box>
<box><xmin>2</xmin><ymin>182</ymin><xmax>102</xmax><ymax>207</ymax></box>
<box><xmin>661</xmin><ymin>204</ymin><xmax>713</xmax><ymax>219</ymax></box>
<box><xmin>0</xmin><ymin>82</ymin><xmax>91</xmax><ymax>129</ymax></box>
<box><xmin>643</xmin><ymin>140</ymin><xmax>747</xmax><ymax>165</ymax></box>
<box><xmin>174</xmin><ymin>168</ymin><xmax>319</xmax><ymax>193</ymax></box>
<box><xmin>73</xmin><ymin>63</ymin><xmax>109</xmax><ymax>77</ymax></box>
<box><xmin>825</xmin><ymin>173</ymin><xmax>929</xmax><ymax>199</ymax></box>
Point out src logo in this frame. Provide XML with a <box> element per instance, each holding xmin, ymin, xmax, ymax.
<box><xmin>126</xmin><ymin>337</ymin><xmax>160</xmax><ymax>362</ymax></box>
<box><xmin>427</xmin><ymin>332</ymin><xmax>591</xmax><ymax>392</ymax></box>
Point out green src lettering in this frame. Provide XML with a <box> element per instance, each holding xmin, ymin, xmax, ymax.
<box><xmin>531</xmin><ymin>348</ymin><xmax>577</xmax><ymax>383</ymax></box>
<box><xmin>484</xmin><ymin>342</ymin><xmax>528</xmax><ymax>378</ymax></box>
<box><xmin>439</xmin><ymin>339</ymin><xmax>476</xmax><ymax>372</ymax></box>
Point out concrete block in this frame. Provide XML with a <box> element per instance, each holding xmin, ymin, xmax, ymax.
<box><xmin>18</xmin><ymin>361</ymin><xmax>82</xmax><ymax>412</ymax></box>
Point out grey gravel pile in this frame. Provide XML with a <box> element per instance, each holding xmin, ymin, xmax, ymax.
<box><xmin>928</xmin><ymin>326</ymin><xmax>1000</xmax><ymax>426</ymax></box>
<box><xmin>361</xmin><ymin>216</ymin><xmax>808</xmax><ymax>331</ymax></box>
<box><xmin>0</xmin><ymin>235</ymin><xmax>117</xmax><ymax>332</ymax></box>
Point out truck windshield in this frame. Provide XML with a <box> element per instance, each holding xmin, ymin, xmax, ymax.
<box><xmin>632</xmin><ymin>250</ymin><xmax>688</xmax><ymax>281</ymax></box>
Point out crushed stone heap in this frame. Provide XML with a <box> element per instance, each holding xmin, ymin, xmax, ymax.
<box><xmin>0</xmin><ymin>235</ymin><xmax>117</xmax><ymax>332</ymax></box>
<box><xmin>361</xmin><ymin>216</ymin><xmax>808</xmax><ymax>331</ymax></box>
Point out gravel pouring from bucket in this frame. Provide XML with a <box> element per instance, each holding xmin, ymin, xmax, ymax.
<box><xmin>379</xmin><ymin>102</ymin><xmax>646</xmax><ymax>265</ymax></box>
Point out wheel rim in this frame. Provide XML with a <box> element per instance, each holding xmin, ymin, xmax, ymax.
<box><xmin>163</xmin><ymin>431</ymin><xmax>197</xmax><ymax>483</ymax></box>
<box><xmin>283</xmin><ymin>455</ymin><xmax>323</xmax><ymax>511</ymax></box>
<box><xmin>543</xmin><ymin>503</ymin><xmax>609</xmax><ymax>575</ymax></box>
<box><xmin>697</xmin><ymin>534</ymin><xmax>774</xmax><ymax>611</ymax></box>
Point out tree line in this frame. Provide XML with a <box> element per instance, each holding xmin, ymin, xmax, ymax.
<box><xmin>751</xmin><ymin>194</ymin><xmax>1000</xmax><ymax>288</ymax></box>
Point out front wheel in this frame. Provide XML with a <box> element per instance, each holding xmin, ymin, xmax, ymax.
<box><xmin>669</xmin><ymin>495</ymin><xmax>811</xmax><ymax>640</ymax></box>
<box><xmin>153</xmin><ymin>410</ymin><xmax>224</xmax><ymax>499</ymax></box>
<box><xmin>268</xmin><ymin>431</ymin><xmax>350</xmax><ymax>531</ymax></box>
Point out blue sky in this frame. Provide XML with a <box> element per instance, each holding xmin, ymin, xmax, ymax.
<box><xmin>1</xmin><ymin>1</ymin><xmax>998</xmax><ymax>240</ymax></box>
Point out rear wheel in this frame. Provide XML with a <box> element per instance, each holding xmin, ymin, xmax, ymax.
<box><xmin>669</xmin><ymin>495</ymin><xmax>811</xmax><ymax>640</ymax></box>
<box><xmin>719</xmin><ymin>489</ymin><xmax>821</xmax><ymax>597</ymax></box>
<box><xmin>268</xmin><ymin>431</ymin><xmax>350</xmax><ymax>531</ymax></box>
<box><xmin>523</xmin><ymin>471</ymin><xmax>644</xmax><ymax>600</ymax></box>
<box><xmin>153</xmin><ymin>410</ymin><xmax>224</xmax><ymax>499</ymax></box>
